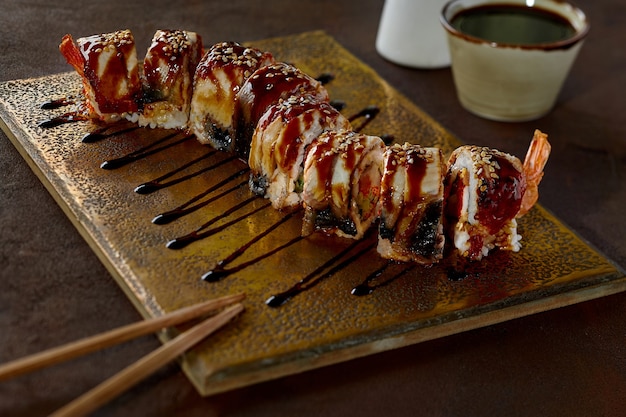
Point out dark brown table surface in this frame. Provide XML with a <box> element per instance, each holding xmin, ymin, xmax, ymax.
<box><xmin>1</xmin><ymin>1</ymin><xmax>625</xmax><ymax>416</ymax></box>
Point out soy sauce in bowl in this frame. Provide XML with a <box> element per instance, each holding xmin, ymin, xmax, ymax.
<box><xmin>450</xmin><ymin>4</ymin><xmax>576</xmax><ymax>46</ymax></box>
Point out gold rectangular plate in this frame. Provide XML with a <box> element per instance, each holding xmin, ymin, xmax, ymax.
<box><xmin>1</xmin><ymin>31</ymin><xmax>624</xmax><ymax>395</ymax></box>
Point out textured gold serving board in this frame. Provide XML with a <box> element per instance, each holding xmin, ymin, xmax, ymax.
<box><xmin>1</xmin><ymin>31</ymin><xmax>624</xmax><ymax>395</ymax></box>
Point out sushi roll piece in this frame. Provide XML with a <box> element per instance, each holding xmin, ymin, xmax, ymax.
<box><xmin>377</xmin><ymin>143</ymin><xmax>446</xmax><ymax>264</ymax></box>
<box><xmin>248</xmin><ymin>94</ymin><xmax>352</xmax><ymax>210</ymax></box>
<box><xmin>235</xmin><ymin>62</ymin><xmax>329</xmax><ymax>158</ymax></box>
<box><xmin>59</xmin><ymin>30</ymin><xmax>142</xmax><ymax>123</ymax></box>
<box><xmin>138</xmin><ymin>30</ymin><xmax>204</xmax><ymax>129</ymax></box>
<box><xmin>301</xmin><ymin>129</ymin><xmax>385</xmax><ymax>240</ymax></box>
<box><xmin>443</xmin><ymin>145</ymin><xmax>528</xmax><ymax>261</ymax></box>
<box><xmin>189</xmin><ymin>42</ymin><xmax>275</xmax><ymax>150</ymax></box>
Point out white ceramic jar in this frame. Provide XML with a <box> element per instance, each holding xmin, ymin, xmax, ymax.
<box><xmin>376</xmin><ymin>0</ymin><xmax>451</xmax><ymax>69</ymax></box>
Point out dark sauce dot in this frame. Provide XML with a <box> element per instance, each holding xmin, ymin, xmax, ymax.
<box><xmin>348</xmin><ymin>105</ymin><xmax>380</xmax><ymax>132</ymax></box>
<box><xmin>152</xmin><ymin>210</ymin><xmax>183</xmax><ymax>225</ymax></box>
<box><xmin>351</xmin><ymin>284</ymin><xmax>373</xmax><ymax>296</ymax></box>
<box><xmin>38</xmin><ymin>119</ymin><xmax>64</xmax><ymax>129</ymax></box>
<box><xmin>81</xmin><ymin>132</ymin><xmax>106</xmax><ymax>143</ymax></box>
<box><xmin>100</xmin><ymin>159</ymin><xmax>128</xmax><ymax>170</ymax></box>
<box><xmin>166</xmin><ymin>234</ymin><xmax>198</xmax><ymax>250</ymax></box>
<box><xmin>348</xmin><ymin>105</ymin><xmax>380</xmax><ymax>122</ymax></box>
<box><xmin>380</xmin><ymin>134</ymin><xmax>395</xmax><ymax>146</ymax></box>
<box><xmin>329</xmin><ymin>100</ymin><xmax>346</xmax><ymax>111</ymax></box>
<box><xmin>134</xmin><ymin>182</ymin><xmax>161</xmax><ymax>194</ymax></box>
<box><xmin>265</xmin><ymin>294</ymin><xmax>290</xmax><ymax>308</ymax></box>
<box><xmin>316</xmin><ymin>73</ymin><xmax>335</xmax><ymax>85</ymax></box>
<box><xmin>201</xmin><ymin>269</ymin><xmax>229</xmax><ymax>282</ymax></box>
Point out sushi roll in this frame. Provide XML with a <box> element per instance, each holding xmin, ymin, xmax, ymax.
<box><xmin>59</xmin><ymin>30</ymin><xmax>142</xmax><ymax>123</ymax></box>
<box><xmin>138</xmin><ymin>30</ymin><xmax>204</xmax><ymax>129</ymax></box>
<box><xmin>301</xmin><ymin>129</ymin><xmax>385</xmax><ymax>240</ymax></box>
<box><xmin>443</xmin><ymin>145</ymin><xmax>528</xmax><ymax>261</ymax></box>
<box><xmin>248</xmin><ymin>94</ymin><xmax>352</xmax><ymax>210</ymax></box>
<box><xmin>235</xmin><ymin>62</ymin><xmax>329</xmax><ymax>158</ymax></box>
<box><xmin>189</xmin><ymin>42</ymin><xmax>275</xmax><ymax>151</ymax></box>
<box><xmin>377</xmin><ymin>143</ymin><xmax>446</xmax><ymax>264</ymax></box>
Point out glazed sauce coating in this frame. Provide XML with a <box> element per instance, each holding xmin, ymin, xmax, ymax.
<box><xmin>475</xmin><ymin>155</ymin><xmax>526</xmax><ymax>234</ymax></box>
<box><xmin>379</xmin><ymin>145</ymin><xmax>444</xmax><ymax>261</ymax></box>
<box><xmin>395</xmin><ymin>159</ymin><xmax>427</xmax><ymax>246</ymax></box>
<box><xmin>195</xmin><ymin>42</ymin><xmax>272</xmax><ymax>79</ymax></box>
<box><xmin>142</xmin><ymin>30</ymin><xmax>203</xmax><ymax>101</ymax></box>
<box><xmin>306</xmin><ymin>132</ymin><xmax>337</xmax><ymax>209</ymax></box>
<box><xmin>258</xmin><ymin>97</ymin><xmax>320</xmax><ymax>131</ymax></box>
<box><xmin>239</xmin><ymin>63</ymin><xmax>328</xmax><ymax>127</ymax></box>
<box><xmin>81</xmin><ymin>33</ymin><xmax>142</xmax><ymax>114</ymax></box>
<box><xmin>279</xmin><ymin>111</ymin><xmax>314</xmax><ymax>173</ymax></box>
<box><xmin>443</xmin><ymin>170</ymin><xmax>464</xmax><ymax>222</ymax></box>
<box><xmin>194</xmin><ymin>42</ymin><xmax>273</xmax><ymax>106</ymax></box>
<box><xmin>259</xmin><ymin>95</ymin><xmax>336</xmax><ymax>174</ymax></box>
<box><xmin>380</xmin><ymin>148</ymin><xmax>427</xmax><ymax>217</ymax></box>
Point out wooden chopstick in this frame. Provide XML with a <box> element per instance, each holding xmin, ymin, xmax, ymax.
<box><xmin>0</xmin><ymin>292</ymin><xmax>245</xmax><ymax>381</ymax></box>
<box><xmin>50</xmin><ymin>302</ymin><xmax>244</xmax><ymax>417</ymax></box>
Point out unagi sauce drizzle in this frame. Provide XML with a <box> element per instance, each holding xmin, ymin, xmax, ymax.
<box><xmin>266</xmin><ymin>240</ymin><xmax>377</xmax><ymax>307</ymax></box>
<box><xmin>315</xmin><ymin>73</ymin><xmax>335</xmax><ymax>85</ymax></box>
<box><xmin>134</xmin><ymin>150</ymin><xmax>227</xmax><ymax>194</ymax></box>
<box><xmin>202</xmin><ymin>210</ymin><xmax>304</xmax><ymax>282</ymax></box>
<box><xmin>351</xmin><ymin>262</ymin><xmax>389</xmax><ymax>296</ymax></box>
<box><xmin>38</xmin><ymin>112</ymin><xmax>89</xmax><ymax>129</ymax></box>
<box><xmin>81</xmin><ymin>126</ymin><xmax>109</xmax><ymax>143</ymax></box>
<box><xmin>181</xmin><ymin>104</ymin><xmax>383</xmax><ymax>283</ymax></box>
<box><xmin>100</xmin><ymin>133</ymin><xmax>193</xmax><ymax>170</ymax></box>
<box><xmin>38</xmin><ymin>96</ymin><xmax>88</xmax><ymax>128</ymax></box>
<box><xmin>380</xmin><ymin>134</ymin><xmax>395</xmax><ymax>146</ymax></box>
<box><xmin>329</xmin><ymin>100</ymin><xmax>346</xmax><ymax>111</ymax></box>
<box><xmin>40</xmin><ymin>80</ymin><xmax>392</xmax><ymax>306</ymax></box>
<box><xmin>40</xmin><ymin>98</ymin><xmax>74</xmax><ymax>110</ymax></box>
<box><xmin>352</xmin><ymin>263</ymin><xmax>416</xmax><ymax>296</ymax></box>
<box><xmin>82</xmin><ymin>125</ymin><xmax>141</xmax><ymax>143</ymax></box>
<box><xmin>152</xmin><ymin>172</ymin><xmax>249</xmax><ymax>225</ymax></box>
<box><xmin>166</xmin><ymin>199</ymin><xmax>271</xmax><ymax>250</ymax></box>
<box><xmin>348</xmin><ymin>105</ymin><xmax>380</xmax><ymax>133</ymax></box>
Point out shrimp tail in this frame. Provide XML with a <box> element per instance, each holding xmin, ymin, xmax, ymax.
<box><xmin>59</xmin><ymin>34</ymin><xmax>85</xmax><ymax>77</ymax></box>
<box><xmin>518</xmin><ymin>129</ymin><xmax>551</xmax><ymax>217</ymax></box>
